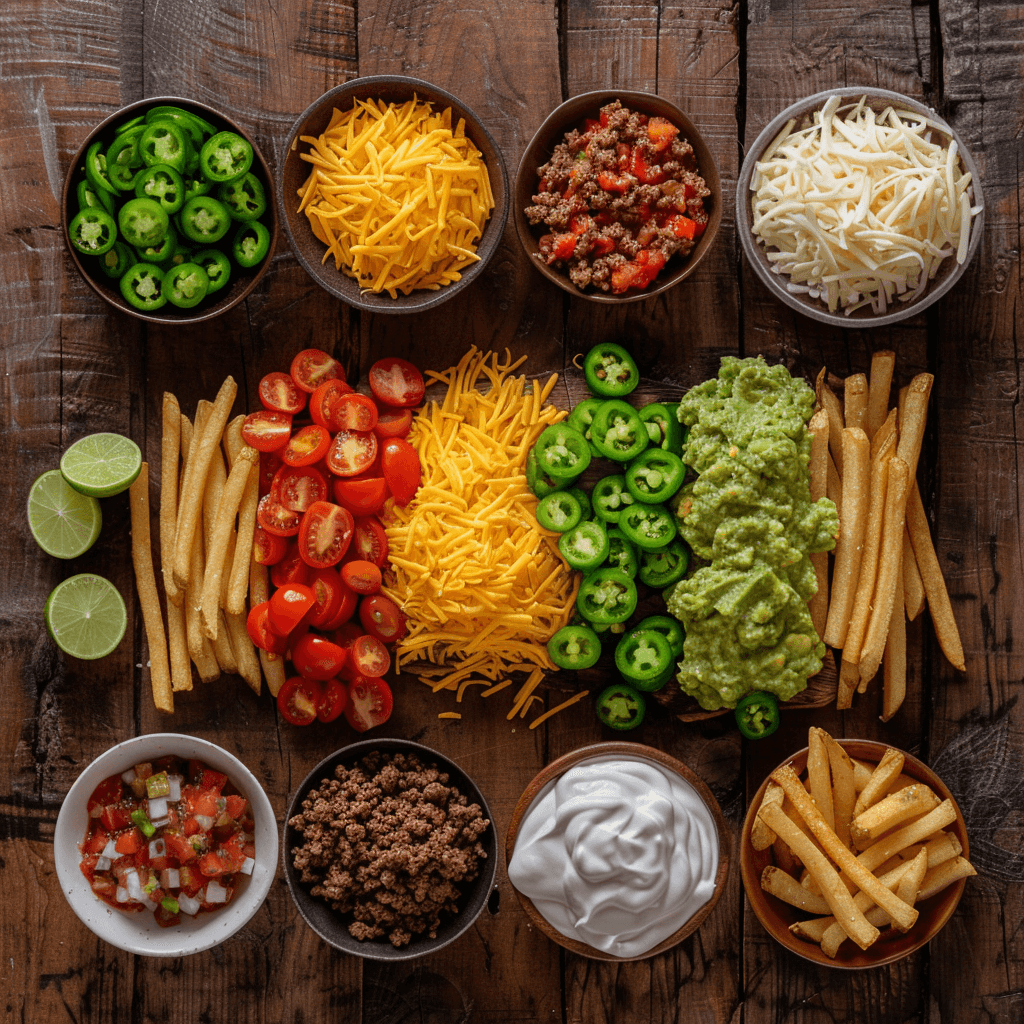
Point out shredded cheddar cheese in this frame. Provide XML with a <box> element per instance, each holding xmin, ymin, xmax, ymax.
<box><xmin>297</xmin><ymin>98</ymin><xmax>494</xmax><ymax>297</ymax></box>
<box><xmin>383</xmin><ymin>348</ymin><xmax>579</xmax><ymax>721</ymax></box>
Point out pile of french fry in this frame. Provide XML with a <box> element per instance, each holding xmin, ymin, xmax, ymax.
<box><xmin>807</xmin><ymin>351</ymin><xmax>965</xmax><ymax>719</ymax></box>
<box><xmin>752</xmin><ymin>726</ymin><xmax>975</xmax><ymax>959</ymax></box>
<box><xmin>128</xmin><ymin>377</ymin><xmax>283</xmax><ymax>712</ymax></box>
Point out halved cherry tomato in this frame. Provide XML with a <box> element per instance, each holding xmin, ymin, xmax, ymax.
<box><xmin>298</xmin><ymin>501</ymin><xmax>354</xmax><ymax>568</ymax></box>
<box><xmin>309</xmin><ymin>378</ymin><xmax>354</xmax><ymax>429</ymax></box>
<box><xmin>282</xmin><ymin>424</ymin><xmax>331</xmax><ymax>467</ymax></box>
<box><xmin>242</xmin><ymin>410</ymin><xmax>293</xmax><ymax>452</ymax></box>
<box><xmin>268</xmin><ymin>583</ymin><xmax>315</xmax><ymax>636</ymax></box>
<box><xmin>259</xmin><ymin>371</ymin><xmax>307</xmax><ymax>415</ymax></box>
<box><xmin>373</xmin><ymin>406</ymin><xmax>413</xmax><ymax>439</ymax></box>
<box><xmin>326</xmin><ymin>429</ymin><xmax>378</xmax><ymax>477</ymax></box>
<box><xmin>381</xmin><ymin>438</ymin><xmax>421</xmax><ymax>505</ymax></box>
<box><xmin>350</xmin><ymin>633</ymin><xmax>390</xmax><ymax>677</ymax></box>
<box><xmin>257</xmin><ymin>494</ymin><xmax>301</xmax><ymax>537</ymax></box>
<box><xmin>352</xmin><ymin>516</ymin><xmax>389</xmax><ymax>567</ymax></box>
<box><xmin>368</xmin><ymin>357</ymin><xmax>425</xmax><ymax>408</ymax></box>
<box><xmin>316</xmin><ymin>678</ymin><xmax>347</xmax><ymax>723</ymax></box>
<box><xmin>330</xmin><ymin>392</ymin><xmax>378</xmax><ymax>432</ymax></box>
<box><xmin>344</xmin><ymin>676</ymin><xmax>393</xmax><ymax>732</ymax></box>
<box><xmin>292</xmin><ymin>634</ymin><xmax>347</xmax><ymax>680</ymax></box>
<box><xmin>307</xmin><ymin>567</ymin><xmax>343</xmax><ymax>627</ymax></box>
<box><xmin>333</xmin><ymin>476</ymin><xmax>389</xmax><ymax>516</ymax></box>
<box><xmin>332</xmin><ymin>622</ymin><xmax>363</xmax><ymax>650</ymax></box>
<box><xmin>342</xmin><ymin>559</ymin><xmax>382</xmax><ymax>595</ymax></box>
<box><xmin>270</xmin><ymin>544</ymin><xmax>311</xmax><ymax>588</ymax></box>
<box><xmin>321</xmin><ymin>579</ymin><xmax>358</xmax><ymax>630</ymax></box>
<box><xmin>290</xmin><ymin>348</ymin><xmax>345</xmax><ymax>393</ymax></box>
<box><xmin>253</xmin><ymin>524</ymin><xmax>289</xmax><ymax>565</ymax></box>
<box><xmin>259</xmin><ymin>451</ymin><xmax>283</xmax><ymax>497</ymax></box>
<box><xmin>360</xmin><ymin>594</ymin><xmax>406</xmax><ymax>642</ymax></box>
<box><xmin>277</xmin><ymin>676</ymin><xmax>319</xmax><ymax>725</ymax></box>
<box><xmin>246</xmin><ymin>602</ymin><xmax>288</xmax><ymax>655</ymax></box>
<box><xmin>272</xmin><ymin>464</ymin><xmax>329</xmax><ymax>512</ymax></box>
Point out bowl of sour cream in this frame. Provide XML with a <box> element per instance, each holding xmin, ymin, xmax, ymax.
<box><xmin>505</xmin><ymin>742</ymin><xmax>730</xmax><ymax>961</ymax></box>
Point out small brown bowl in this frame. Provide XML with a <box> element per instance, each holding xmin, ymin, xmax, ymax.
<box><xmin>61</xmin><ymin>96</ymin><xmax>278</xmax><ymax>325</ymax></box>
<box><xmin>513</xmin><ymin>91</ymin><xmax>722</xmax><ymax>303</ymax></box>
<box><xmin>505</xmin><ymin>741</ymin><xmax>730</xmax><ymax>961</ymax></box>
<box><xmin>276</xmin><ymin>76</ymin><xmax>509</xmax><ymax>314</ymax></box>
<box><xmin>740</xmin><ymin>739</ymin><xmax>970</xmax><ymax>969</ymax></box>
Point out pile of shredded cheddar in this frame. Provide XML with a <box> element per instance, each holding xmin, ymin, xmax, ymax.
<box><xmin>297</xmin><ymin>97</ymin><xmax>494</xmax><ymax>297</ymax></box>
<box><xmin>382</xmin><ymin>348</ymin><xmax>586</xmax><ymax>725</ymax></box>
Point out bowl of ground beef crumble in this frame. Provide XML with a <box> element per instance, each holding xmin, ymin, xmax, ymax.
<box><xmin>515</xmin><ymin>91</ymin><xmax>722</xmax><ymax>301</ymax></box>
<box><xmin>283</xmin><ymin>738</ymin><xmax>497</xmax><ymax>960</ymax></box>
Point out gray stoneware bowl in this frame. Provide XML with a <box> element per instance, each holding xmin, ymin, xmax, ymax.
<box><xmin>282</xmin><ymin>738</ymin><xmax>498</xmax><ymax>961</ymax></box>
<box><xmin>737</xmin><ymin>87</ymin><xmax>984</xmax><ymax>327</ymax></box>
<box><xmin>277</xmin><ymin>76</ymin><xmax>509</xmax><ymax>314</ymax></box>
<box><xmin>513</xmin><ymin>90</ymin><xmax>723</xmax><ymax>303</ymax></box>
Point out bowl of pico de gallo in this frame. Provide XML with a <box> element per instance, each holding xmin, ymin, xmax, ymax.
<box><xmin>53</xmin><ymin>733</ymin><xmax>278</xmax><ymax>956</ymax></box>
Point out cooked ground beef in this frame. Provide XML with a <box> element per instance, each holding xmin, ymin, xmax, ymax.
<box><xmin>525</xmin><ymin>99</ymin><xmax>711</xmax><ymax>293</ymax></box>
<box><xmin>288</xmin><ymin>751</ymin><xmax>490</xmax><ymax>948</ymax></box>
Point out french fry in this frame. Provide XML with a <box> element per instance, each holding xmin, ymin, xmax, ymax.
<box><xmin>166</xmin><ymin>598</ymin><xmax>192</xmax><ymax>693</ymax></box>
<box><xmin>773</xmin><ymin>834</ymin><xmax>800</xmax><ymax>877</ymax></box>
<box><xmin>761</xmin><ymin>866</ymin><xmax>831</xmax><ymax>915</ymax></box>
<box><xmin>824</xmin><ymin>734</ymin><xmax>856</xmax><ymax>849</ymax></box>
<box><xmin>816</xmin><ymin>373</ymin><xmax>846</xmax><ymax>475</ymax></box>
<box><xmin>172</xmin><ymin>376</ymin><xmax>237</xmax><ymax>589</ymax></box>
<box><xmin>906</xmin><ymin>485</ymin><xmax>965</xmax><ymax>671</ymax></box>
<box><xmin>826</xmin><ymin>452</ymin><xmax>842</xmax><ymax>508</ymax></box>
<box><xmin>160</xmin><ymin>393</ymin><xmax>182</xmax><ymax>607</ymax></box>
<box><xmin>895</xmin><ymin>372</ymin><xmax>933</xmax><ymax>483</ymax></box>
<box><xmin>854</xmin><ymin>748</ymin><xmax>905</xmax><ymax>817</ymax></box>
<box><xmin>865</xmin><ymin>350</ymin><xmax>895</xmax><ymax>439</ymax></box>
<box><xmin>790</xmin><ymin>916</ymin><xmax>832</xmax><ymax>944</ymax></box>
<box><xmin>751</xmin><ymin>782</ymin><xmax>784</xmax><ymax>851</ymax></box>
<box><xmin>225</xmin><ymin>609</ymin><xmax>261</xmax><ymax>694</ymax></box>
<box><xmin>202</xmin><ymin>444</ymin><xmax>228</xmax><ymax>555</ymax></box>
<box><xmin>223</xmin><ymin>414</ymin><xmax>245</xmax><ymax>466</ymax></box>
<box><xmin>226</xmin><ymin>454</ymin><xmax>258</xmax><ymax>617</ymax></box>
<box><xmin>824</xmin><ymin>427</ymin><xmax>870</xmax><ymax>649</ymax></box>
<box><xmin>902</xmin><ymin>527</ymin><xmax>926</xmax><ymax>620</ymax></box>
<box><xmin>850</xmin><ymin>784</ymin><xmax>941</xmax><ymax>849</ymax></box>
<box><xmin>807</xmin><ymin>728</ymin><xmax>835</xmax><ymax>831</ymax></box>
<box><xmin>882</xmin><ymin>568</ymin><xmax>907</xmax><ymax>721</ymax></box>
<box><xmin>129</xmin><ymin>464</ymin><xmax>173</xmax><ymax>714</ymax></box>
<box><xmin>808</xmin><ymin>409</ymin><xmax>830</xmax><ymax>638</ymax></box>
<box><xmin>844</xmin><ymin>373</ymin><xmax>868</xmax><ymax>431</ymax></box>
<box><xmin>212</xmin><ymin>611</ymin><xmax>238</xmax><ymax>674</ymax></box>
<box><xmin>856</xmin><ymin>800</ymin><xmax>958</xmax><ymax>873</ymax></box>
<box><xmin>918</xmin><ymin>856</ymin><xmax>977</xmax><ymax>901</ymax></box>
<box><xmin>852</xmin><ymin>760</ymin><xmax>873</xmax><ymax>792</ymax></box>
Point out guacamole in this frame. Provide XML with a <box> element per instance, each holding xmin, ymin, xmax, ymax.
<box><xmin>664</xmin><ymin>357</ymin><xmax>838</xmax><ymax>710</ymax></box>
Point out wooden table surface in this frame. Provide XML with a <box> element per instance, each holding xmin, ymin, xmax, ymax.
<box><xmin>2</xmin><ymin>1</ymin><xmax>1021</xmax><ymax>1021</ymax></box>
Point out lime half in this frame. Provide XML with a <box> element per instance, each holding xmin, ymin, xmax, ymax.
<box><xmin>28</xmin><ymin>470</ymin><xmax>102</xmax><ymax>559</ymax></box>
<box><xmin>60</xmin><ymin>433</ymin><xmax>142</xmax><ymax>497</ymax></box>
<box><xmin>45</xmin><ymin>574</ymin><xmax>127</xmax><ymax>660</ymax></box>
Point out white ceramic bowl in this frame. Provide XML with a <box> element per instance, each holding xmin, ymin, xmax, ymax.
<box><xmin>54</xmin><ymin>733</ymin><xmax>278</xmax><ymax>957</ymax></box>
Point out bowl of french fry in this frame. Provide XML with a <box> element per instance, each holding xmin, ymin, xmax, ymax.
<box><xmin>741</xmin><ymin>727</ymin><xmax>974</xmax><ymax>968</ymax></box>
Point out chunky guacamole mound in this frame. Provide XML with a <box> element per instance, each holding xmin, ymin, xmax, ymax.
<box><xmin>665</xmin><ymin>356</ymin><xmax>839</xmax><ymax>710</ymax></box>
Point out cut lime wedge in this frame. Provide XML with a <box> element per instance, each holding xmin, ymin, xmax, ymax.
<box><xmin>28</xmin><ymin>470</ymin><xmax>102</xmax><ymax>559</ymax></box>
<box><xmin>45</xmin><ymin>574</ymin><xmax>127</xmax><ymax>660</ymax></box>
<box><xmin>60</xmin><ymin>433</ymin><xmax>142</xmax><ymax>497</ymax></box>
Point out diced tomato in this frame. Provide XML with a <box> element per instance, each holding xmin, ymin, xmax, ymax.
<box><xmin>88</xmin><ymin>776</ymin><xmax>122</xmax><ymax>812</ymax></box>
<box><xmin>352</xmin><ymin>516</ymin><xmax>389</xmax><ymax>567</ymax></box>
<box><xmin>298</xmin><ymin>501</ymin><xmax>354</xmax><ymax>568</ymax></box>
<box><xmin>631</xmin><ymin>148</ymin><xmax>666</xmax><ymax>185</ymax></box>
<box><xmin>268</xmin><ymin>583</ymin><xmax>316</xmax><ymax>636</ymax></box>
<box><xmin>292</xmin><ymin>633</ymin><xmax>347</xmax><ymax>680</ymax></box>
<box><xmin>591</xmin><ymin>237</ymin><xmax>616</xmax><ymax>256</ymax></box>
<box><xmin>584</xmin><ymin>118</ymin><xmax>601</xmax><ymax>134</ymax></box>
<box><xmin>164</xmin><ymin>832</ymin><xmax>197</xmax><ymax>863</ymax></box>
<box><xmin>568</xmin><ymin>214</ymin><xmax>593</xmax><ymax>236</ymax></box>
<box><xmin>635</xmin><ymin>248</ymin><xmax>667</xmax><ymax>285</ymax></box>
<box><xmin>372</xmin><ymin>406</ymin><xmax>412</xmax><ymax>440</ymax></box>
<box><xmin>290</xmin><ymin>349</ymin><xmax>345</xmax><ymax>393</ymax></box>
<box><xmin>182</xmin><ymin>816</ymin><xmax>201</xmax><ymax>837</ymax></box>
<box><xmin>647</xmin><ymin>116</ymin><xmax>679</xmax><ymax>153</ymax></box>
<box><xmin>359</xmin><ymin>594</ymin><xmax>407</xmax><ymax>643</ymax></box>
<box><xmin>368</xmin><ymin>357</ymin><xmax>425</xmax><ymax>408</ymax></box>
<box><xmin>333</xmin><ymin>475</ymin><xmax>389</xmax><ymax>516</ymax></box>
<box><xmin>192</xmin><ymin>790</ymin><xmax>220</xmax><ymax>817</ymax></box>
<box><xmin>615</xmin><ymin>142</ymin><xmax>631</xmax><ymax>172</ymax></box>
<box><xmin>381</xmin><ymin>438</ymin><xmax>421</xmax><ymax>506</ymax></box>
<box><xmin>667</xmin><ymin>213</ymin><xmax>698</xmax><ymax>240</ymax></box>
<box><xmin>309</xmin><ymin>378</ymin><xmax>355</xmax><ymax>429</ymax></box>
<box><xmin>282</xmin><ymin>425</ymin><xmax>331</xmax><ymax>468</ymax></box>
<box><xmin>247</xmin><ymin>602</ymin><xmax>289</xmax><ymax>654</ymax></box>
<box><xmin>545</xmin><ymin>233</ymin><xmax>577</xmax><ymax>265</ymax></box>
<box><xmin>599</xmin><ymin>110</ymin><xmax>610</xmax><ymax>128</ymax></box>
<box><xmin>224</xmin><ymin>795</ymin><xmax>247</xmax><ymax>819</ymax></box>
<box><xmin>115</xmin><ymin>828</ymin><xmax>143</xmax><ymax>855</ymax></box>
<box><xmin>259</xmin><ymin>371</ymin><xmax>307</xmax><ymax>415</ymax></box>
<box><xmin>316</xmin><ymin>678</ymin><xmax>347</xmax><ymax>723</ymax></box>
<box><xmin>101</xmin><ymin>804</ymin><xmax>133</xmax><ymax>832</ymax></box>
<box><xmin>83</xmin><ymin>827</ymin><xmax>109</xmax><ymax>854</ymax></box>
<box><xmin>270</xmin><ymin>544</ymin><xmax>312</xmax><ymax>588</ymax></box>
<box><xmin>326</xmin><ymin>429</ymin><xmax>378</xmax><ymax>477</ymax></box>
<box><xmin>242</xmin><ymin>410</ymin><xmax>293</xmax><ymax>452</ymax></box>
<box><xmin>272</xmin><ymin>464</ymin><xmax>329</xmax><ymax>513</ymax></box>
<box><xmin>277</xmin><ymin>676</ymin><xmax>320</xmax><ymax>725</ymax></box>
<box><xmin>341</xmin><ymin>560</ymin><xmax>382</xmax><ymax>595</ymax></box>
<box><xmin>307</xmin><ymin>567</ymin><xmax>343</xmax><ymax>627</ymax></box>
<box><xmin>253</xmin><ymin>524</ymin><xmax>289</xmax><ymax>565</ymax></box>
<box><xmin>597</xmin><ymin>171</ymin><xmax>631</xmax><ymax>194</ymax></box>
<box><xmin>344</xmin><ymin>676</ymin><xmax>393</xmax><ymax>732</ymax></box>
<box><xmin>330</xmin><ymin>393</ymin><xmax>378</xmax><ymax>433</ymax></box>
<box><xmin>257</xmin><ymin>494</ymin><xmax>301</xmax><ymax>537</ymax></box>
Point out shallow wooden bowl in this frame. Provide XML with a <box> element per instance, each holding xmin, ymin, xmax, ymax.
<box><xmin>513</xmin><ymin>90</ymin><xmax>722</xmax><ymax>303</ymax></box>
<box><xmin>61</xmin><ymin>96</ymin><xmax>278</xmax><ymax>325</ymax></box>
<box><xmin>740</xmin><ymin>739</ymin><xmax>970</xmax><ymax>969</ymax></box>
<box><xmin>505</xmin><ymin>741</ymin><xmax>730</xmax><ymax>961</ymax></box>
<box><xmin>277</xmin><ymin>75</ymin><xmax>509</xmax><ymax>314</ymax></box>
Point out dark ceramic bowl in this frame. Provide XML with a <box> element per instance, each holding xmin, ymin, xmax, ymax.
<box><xmin>740</xmin><ymin>739</ymin><xmax>971</xmax><ymax>969</ymax></box>
<box><xmin>283</xmin><ymin>738</ymin><xmax>498</xmax><ymax>961</ymax></box>
<box><xmin>61</xmin><ymin>96</ymin><xmax>277</xmax><ymax>325</ymax></box>
<box><xmin>737</xmin><ymin>87</ymin><xmax>984</xmax><ymax>327</ymax></box>
<box><xmin>513</xmin><ymin>90</ymin><xmax>722</xmax><ymax>303</ymax></box>
<box><xmin>277</xmin><ymin>76</ymin><xmax>509</xmax><ymax>314</ymax></box>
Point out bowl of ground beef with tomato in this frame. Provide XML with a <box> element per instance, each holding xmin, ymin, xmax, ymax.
<box><xmin>515</xmin><ymin>92</ymin><xmax>721</xmax><ymax>301</ymax></box>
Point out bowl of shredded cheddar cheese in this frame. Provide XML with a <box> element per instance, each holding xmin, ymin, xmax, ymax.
<box><xmin>738</xmin><ymin>87</ymin><xmax>984</xmax><ymax>327</ymax></box>
<box><xmin>278</xmin><ymin>76</ymin><xmax>509</xmax><ymax>313</ymax></box>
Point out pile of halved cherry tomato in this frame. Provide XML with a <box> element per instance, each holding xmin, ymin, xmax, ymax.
<box><xmin>242</xmin><ymin>348</ymin><xmax>424</xmax><ymax>732</ymax></box>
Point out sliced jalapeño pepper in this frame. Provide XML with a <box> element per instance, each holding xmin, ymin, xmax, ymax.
<box><xmin>183</xmin><ymin>175</ymin><xmax>213</xmax><ymax>203</ymax></box>
<box><xmin>568</xmin><ymin>486</ymin><xmax>592</xmax><ymax>522</ymax></box>
<box><xmin>534</xmin><ymin>423</ymin><xmax>591</xmax><ymax>480</ymax></box>
<box><xmin>134</xmin><ymin>163</ymin><xmax>186</xmax><ymax>214</ymax></box>
<box><xmin>595</xmin><ymin>683</ymin><xmax>646</xmax><ymax>730</ymax></box>
<box><xmin>84</xmin><ymin>140</ymin><xmax>118</xmax><ymax>197</ymax></box>
<box><xmin>619</xmin><ymin>502</ymin><xmax>677</xmax><ymax>550</ymax></box>
<box><xmin>591</xmin><ymin>474</ymin><xmax>635</xmax><ymax>524</ymax></box>
<box><xmin>577</xmin><ymin>568</ymin><xmax>638</xmax><ymax>625</ymax></box>
<box><xmin>591</xmin><ymin>400</ymin><xmax>648</xmax><ymax>462</ymax></box>
<box><xmin>77</xmin><ymin>178</ymin><xmax>115</xmax><ymax>216</ymax></box>
<box><xmin>115</xmin><ymin>114</ymin><xmax>146</xmax><ymax>136</ymax></box>
<box><xmin>635</xmin><ymin>614</ymin><xmax>686</xmax><ymax>659</ymax></box>
<box><xmin>734</xmin><ymin>691</ymin><xmax>781</xmax><ymax>739</ymax></box>
<box><xmin>105</xmin><ymin>128</ymin><xmax>144</xmax><ymax>190</ymax></box>
<box><xmin>179</xmin><ymin>196</ymin><xmax>232</xmax><ymax>243</ymax></box>
<box><xmin>558</xmin><ymin>520</ymin><xmax>609</xmax><ymax>571</ymax></box>
<box><xmin>218</xmin><ymin>172</ymin><xmax>266</xmax><ymax>221</ymax></box>
<box><xmin>603</xmin><ymin>527</ymin><xmax>638</xmax><ymax>579</ymax></box>
<box><xmin>536</xmin><ymin>491</ymin><xmax>583</xmax><ymax>533</ymax></box>
<box><xmin>199</xmin><ymin>131</ymin><xmax>253</xmax><ymax>183</ymax></box>
<box><xmin>625</xmin><ymin>449</ymin><xmax>686</xmax><ymax>504</ymax></box>
<box><xmin>98</xmin><ymin>240</ymin><xmax>135</xmax><ymax>279</ymax></box>
<box><xmin>232</xmin><ymin>219</ymin><xmax>270</xmax><ymax>267</ymax></box>
<box><xmin>566</xmin><ymin>397</ymin><xmax>604</xmax><ymax>458</ymax></box>
<box><xmin>162</xmin><ymin>262</ymin><xmax>210</xmax><ymax>308</ymax></box>
<box><xmin>614</xmin><ymin>628</ymin><xmax>675</xmax><ymax>691</ymax></box>
<box><xmin>526</xmin><ymin>446</ymin><xmax>571</xmax><ymax>498</ymax></box>
<box><xmin>193</xmin><ymin>248</ymin><xmax>232</xmax><ymax>294</ymax></box>
<box><xmin>146</xmin><ymin>109</ymin><xmax>204</xmax><ymax>151</ymax></box>
<box><xmin>120</xmin><ymin>263</ymin><xmax>166</xmax><ymax>310</ymax></box>
<box><xmin>139</xmin><ymin>120</ymin><xmax>191</xmax><ymax>173</ymax></box>
<box><xmin>135</xmin><ymin>222</ymin><xmax>178</xmax><ymax>264</ymax></box>
<box><xmin>547</xmin><ymin>625</ymin><xmax>601</xmax><ymax>670</ymax></box>
<box><xmin>118</xmin><ymin>197</ymin><xmax>169</xmax><ymax>248</ymax></box>
<box><xmin>68</xmin><ymin>208</ymin><xmax>117</xmax><ymax>255</ymax></box>
<box><xmin>583</xmin><ymin>342</ymin><xmax>639</xmax><ymax>397</ymax></box>
<box><xmin>637</xmin><ymin>538</ymin><xmax>690</xmax><ymax>588</ymax></box>
<box><xmin>639</xmin><ymin>402</ymin><xmax>684</xmax><ymax>455</ymax></box>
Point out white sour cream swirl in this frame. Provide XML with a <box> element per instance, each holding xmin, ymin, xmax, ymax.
<box><xmin>508</xmin><ymin>755</ymin><xmax>719</xmax><ymax>958</ymax></box>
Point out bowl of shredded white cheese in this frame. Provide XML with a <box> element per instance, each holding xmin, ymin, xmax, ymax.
<box><xmin>738</xmin><ymin>88</ymin><xmax>984</xmax><ymax>326</ymax></box>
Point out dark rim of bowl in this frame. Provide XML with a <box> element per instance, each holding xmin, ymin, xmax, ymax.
<box><xmin>62</xmin><ymin>95</ymin><xmax>278</xmax><ymax>325</ymax></box>
<box><xmin>513</xmin><ymin>89</ymin><xmax>723</xmax><ymax>304</ymax></box>
<box><xmin>276</xmin><ymin>75</ymin><xmax>510</xmax><ymax>314</ymax></box>
<box><xmin>282</xmin><ymin>737</ymin><xmax>498</xmax><ymax>961</ymax></box>
<box><xmin>736</xmin><ymin>86</ymin><xmax>985</xmax><ymax>328</ymax></box>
